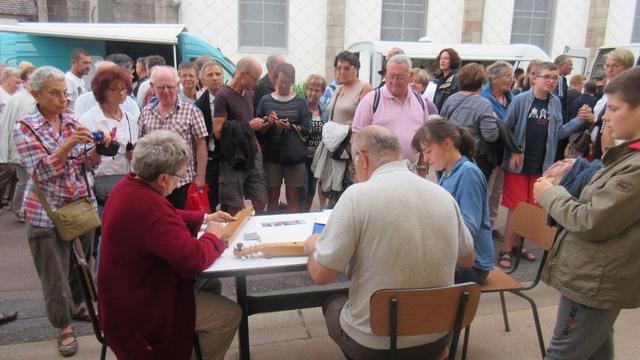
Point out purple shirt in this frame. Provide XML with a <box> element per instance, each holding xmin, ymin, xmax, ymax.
<box><xmin>352</xmin><ymin>85</ymin><xmax>434</xmax><ymax>163</ymax></box>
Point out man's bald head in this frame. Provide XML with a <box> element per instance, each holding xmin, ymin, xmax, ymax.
<box><xmin>352</xmin><ymin>125</ymin><xmax>401</xmax><ymax>169</ymax></box>
<box><xmin>236</xmin><ymin>57</ymin><xmax>261</xmax><ymax>74</ymax></box>
<box><xmin>233</xmin><ymin>57</ymin><xmax>262</xmax><ymax>91</ymax></box>
<box><xmin>94</xmin><ymin>61</ymin><xmax>116</xmax><ymax>73</ymax></box>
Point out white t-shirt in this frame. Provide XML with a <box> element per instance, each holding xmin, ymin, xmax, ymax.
<box><xmin>0</xmin><ymin>87</ymin><xmax>11</xmax><ymax>115</ymax></box>
<box><xmin>314</xmin><ymin>161</ymin><xmax>474</xmax><ymax>350</ymax></box>
<box><xmin>136</xmin><ymin>79</ymin><xmax>151</xmax><ymax>107</ymax></box>
<box><xmin>79</xmin><ymin>105</ymin><xmax>139</xmax><ymax>177</ymax></box>
<box><xmin>65</xmin><ymin>71</ymin><xmax>86</xmax><ymax>110</ymax></box>
<box><xmin>423</xmin><ymin>81</ymin><xmax>437</xmax><ymax>102</ymax></box>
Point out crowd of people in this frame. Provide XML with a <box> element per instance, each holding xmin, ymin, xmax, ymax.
<box><xmin>0</xmin><ymin>44</ymin><xmax>638</xmax><ymax>360</ymax></box>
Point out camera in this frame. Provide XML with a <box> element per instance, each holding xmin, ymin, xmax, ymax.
<box><xmin>92</xmin><ymin>131</ymin><xmax>104</xmax><ymax>143</ymax></box>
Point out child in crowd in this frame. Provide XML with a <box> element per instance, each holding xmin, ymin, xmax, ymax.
<box><xmin>412</xmin><ymin>117</ymin><xmax>493</xmax><ymax>284</ymax></box>
<box><xmin>499</xmin><ymin>62</ymin><xmax>593</xmax><ymax>268</ymax></box>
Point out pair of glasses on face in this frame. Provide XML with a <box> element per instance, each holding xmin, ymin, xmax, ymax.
<box><xmin>168</xmin><ymin>172</ymin><xmax>188</xmax><ymax>179</ymax></box>
<box><xmin>48</xmin><ymin>90</ymin><xmax>72</xmax><ymax>99</ymax></box>
<box><xmin>155</xmin><ymin>85</ymin><xmax>178</xmax><ymax>91</ymax></box>
<box><xmin>539</xmin><ymin>75</ymin><xmax>559</xmax><ymax>82</ymax></box>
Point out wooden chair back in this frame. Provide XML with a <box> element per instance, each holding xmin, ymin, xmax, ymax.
<box><xmin>370</xmin><ymin>282</ymin><xmax>481</xmax><ymax>336</ymax></box>
<box><xmin>512</xmin><ymin>203</ymin><xmax>557</xmax><ymax>251</ymax></box>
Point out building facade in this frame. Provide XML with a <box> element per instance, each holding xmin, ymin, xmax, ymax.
<box><xmin>179</xmin><ymin>0</ymin><xmax>640</xmax><ymax>81</ymax></box>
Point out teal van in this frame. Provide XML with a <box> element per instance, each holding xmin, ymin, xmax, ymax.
<box><xmin>0</xmin><ymin>22</ymin><xmax>235</xmax><ymax>82</ymax></box>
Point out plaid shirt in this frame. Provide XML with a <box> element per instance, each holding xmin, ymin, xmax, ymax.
<box><xmin>13</xmin><ymin>108</ymin><xmax>99</xmax><ymax>228</ymax></box>
<box><xmin>138</xmin><ymin>99</ymin><xmax>208</xmax><ymax>187</ymax></box>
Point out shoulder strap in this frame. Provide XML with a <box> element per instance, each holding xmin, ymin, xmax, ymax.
<box><xmin>372</xmin><ymin>88</ymin><xmax>382</xmax><ymax>114</ymax></box>
<box><xmin>412</xmin><ymin>90</ymin><xmax>426</xmax><ymax>112</ymax></box>
<box><xmin>23</xmin><ymin>121</ymin><xmax>95</xmax><ymax>208</ymax></box>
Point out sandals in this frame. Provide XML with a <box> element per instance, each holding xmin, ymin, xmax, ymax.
<box><xmin>497</xmin><ymin>250</ymin><xmax>512</xmax><ymax>268</ymax></box>
<box><xmin>71</xmin><ymin>307</ymin><xmax>91</xmax><ymax>322</ymax></box>
<box><xmin>0</xmin><ymin>312</ymin><xmax>18</xmax><ymax>326</ymax></box>
<box><xmin>520</xmin><ymin>248</ymin><xmax>536</xmax><ymax>262</ymax></box>
<box><xmin>58</xmin><ymin>329</ymin><xmax>78</xmax><ymax>357</ymax></box>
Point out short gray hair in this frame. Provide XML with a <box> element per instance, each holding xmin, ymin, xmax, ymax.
<box><xmin>29</xmin><ymin>66</ymin><xmax>65</xmax><ymax>92</ymax></box>
<box><xmin>387</xmin><ymin>54</ymin><xmax>413</xmax><ymax>71</ymax></box>
<box><xmin>150</xmin><ymin>65</ymin><xmax>179</xmax><ymax>84</ymax></box>
<box><xmin>352</xmin><ymin>126</ymin><xmax>401</xmax><ymax>167</ymax></box>
<box><xmin>486</xmin><ymin>61</ymin><xmax>513</xmax><ymax>81</ymax></box>
<box><xmin>199</xmin><ymin>61</ymin><xmax>222</xmax><ymax>78</ymax></box>
<box><xmin>132</xmin><ymin>130</ymin><xmax>191</xmax><ymax>182</ymax></box>
<box><xmin>1</xmin><ymin>67</ymin><xmax>20</xmax><ymax>81</ymax></box>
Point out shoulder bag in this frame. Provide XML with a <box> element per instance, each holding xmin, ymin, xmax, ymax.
<box><xmin>26</xmin><ymin>124</ymin><xmax>101</xmax><ymax>242</ymax></box>
<box><xmin>279</xmin><ymin>124</ymin><xmax>308</xmax><ymax>165</ymax></box>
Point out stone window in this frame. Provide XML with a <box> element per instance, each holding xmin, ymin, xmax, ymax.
<box><xmin>239</xmin><ymin>0</ymin><xmax>289</xmax><ymax>53</ymax></box>
<box><xmin>511</xmin><ymin>0</ymin><xmax>555</xmax><ymax>54</ymax></box>
<box><xmin>380</xmin><ymin>0</ymin><xmax>428</xmax><ymax>42</ymax></box>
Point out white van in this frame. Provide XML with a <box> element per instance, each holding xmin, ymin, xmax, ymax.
<box><xmin>348</xmin><ymin>41</ymin><xmax>551</xmax><ymax>87</ymax></box>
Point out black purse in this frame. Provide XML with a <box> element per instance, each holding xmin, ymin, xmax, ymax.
<box><xmin>279</xmin><ymin>125</ymin><xmax>307</xmax><ymax>165</ymax></box>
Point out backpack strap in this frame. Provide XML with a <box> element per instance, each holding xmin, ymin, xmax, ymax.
<box><xmin>373</xmin><ymin>88</ymin><xmax>427</xmax><ymax>115</ymax></box>
<box><xmin>372</xmin><ymin>88</ymin><xmax>382</xmax><ymax>114</ymax></box>
<box><xmin>412</xmin><ymin>90</ymin><xmax>426</xmax><ymax>112</ymax></box>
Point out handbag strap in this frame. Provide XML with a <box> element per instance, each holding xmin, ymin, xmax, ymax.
<box><xmin>23</xmin><ymin>121</ymin><xmax>94</xmax><ymax>218</ymax></box>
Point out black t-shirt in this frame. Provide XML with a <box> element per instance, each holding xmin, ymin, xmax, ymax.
<box><xmin>213</xmin><ymin>85</ymin><xmax>257</xmax><ymax>151</ymax></box>
<box><xmin>214</xmin><ymin>85</ymin><xmax>255</xmax><ymax>123</ymax></box>
<box><xmin>522</xmin><ymin>97</ymin><xmax>549</xmax><ymax>175</ymax></box>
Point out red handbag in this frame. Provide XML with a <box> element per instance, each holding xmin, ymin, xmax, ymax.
<box><xmin>185</xmin><ymin>183</ymin><xmax>211</xmax><ymax>213</ymax></box>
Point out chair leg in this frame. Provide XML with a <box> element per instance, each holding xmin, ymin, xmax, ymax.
<box><xmin>461</xmin><ymin>325</ymin><xmax>471</xmax><ymax>360</ymax></box>
<box><xmin>100</xmin><ymin>344</ymin><xmax>107</xmax><ymax>360</ymax></box>
<box><xmin>499</xmin><ymin>291</ymin><xmax>510</xmax><ymax>332</ymax></box>
<box><xmin>512</xmin><ymin>291</ymin><xmax>546</xmax><ymax>358</ymax></box>
<box><xmin>194</xmin><ymin>334</ymin><xmax>203</xmax><ymax>360</ymax></box>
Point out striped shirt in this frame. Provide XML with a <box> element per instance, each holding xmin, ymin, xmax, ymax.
<box><xmin>13</xmin><ymin>108</ymin><xmax>99</xmax><ymax>228</ymax></box>
<box><xmin>138</xmin><ymin>99</ymin><xmax>208</xmax><ymax>187</ymax></box>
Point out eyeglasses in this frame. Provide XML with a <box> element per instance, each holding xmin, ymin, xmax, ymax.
<box><xmin>335</xmin><ymin>65</ymin><xmax>355</xmax><ymax>73</ymax></box>
<box><xmin>604</xmin><ymin>63</ymin><xmax>622</xmax><ymax>70</ymax></box>
<box><xmin>539</xmin><ymin>75</ymin><xmax>559</xmax><ymax>82</ymax></box>
<box><xmin>47</xmin><ymin>90</ymin><xmax>72</xmax><ymax>99</ymax></box>
<box><xmin>154</xmin><ymin>84</ymin><xmax>178</xmax><ymax>91</ymax></box>
<box><xmin>246</xmin><ymin>72</ymin><xmax>260</xmax><ymax>82</ymax></box>
<box><xmin>386</xmin><ymin>74</ymin><xmax>408</xmax><ymax>82</ymax></box>
<box><xmin>108</xmin><ymin>87</ymin><xmax>128</xmax><ymax>94</ymax></box>
<box><xmin>276</xmin><ymin>80</ymin><xmax>293</xmax><ymax>87</ymax></box>
<box><xmin>168</xmin><ymin>172</ymin><xmax>188</xmax><ymax>179</ymax></box>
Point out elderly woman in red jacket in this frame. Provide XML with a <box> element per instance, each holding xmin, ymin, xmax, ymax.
<box><xmin>98</xmin><ymin>130</ymin><xmax>241</xmax><ymax>360</ymax></box>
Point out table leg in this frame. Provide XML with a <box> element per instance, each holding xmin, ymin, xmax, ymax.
<box><xmin>236</xmin><ymin>275</ymin><xmax>250</xmax><ymax>360</ymax></box>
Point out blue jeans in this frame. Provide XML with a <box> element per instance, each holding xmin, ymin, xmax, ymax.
<box><xmin>454</xmin><ymin>267</ymin><xmax>489</xmax><ymax>284</ymax></box>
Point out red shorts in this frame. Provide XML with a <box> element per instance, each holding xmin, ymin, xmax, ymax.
<box><xmin>501</xmin><ymin>172</ymin><xmax>540</xmax><ymax>210</ymax></box>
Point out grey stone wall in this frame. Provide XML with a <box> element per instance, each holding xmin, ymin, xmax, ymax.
<box><xmin>585</xmin><ymin>0</ymin><xmax>609</xmax><ymax>49</ymax></box>
<box><xmin>325</xmin><ymin>0</ymin><xmax>346</xmax><ymax>80</ymax></box>
<box><xmin>461</xmin><ymin>0</ymin><xmax>484</xmax><ymax>43</ymax></box>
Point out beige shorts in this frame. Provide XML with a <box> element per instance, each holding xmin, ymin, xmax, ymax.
<box><xmin>264</xmin><ymin>162</ymin><xmax>305</xmax><ymax>188</ymax></box>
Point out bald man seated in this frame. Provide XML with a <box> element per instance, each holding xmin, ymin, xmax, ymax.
<box><xmin>304</xmin><ymin>125</ymin><xmax>474</xmax><ymax>360</ymax></box>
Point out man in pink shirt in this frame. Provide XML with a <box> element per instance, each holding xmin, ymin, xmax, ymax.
<box><xmin>352</xmin><ymin>54</ymin><xmax>437</xmax><ymax>164</ymax></box>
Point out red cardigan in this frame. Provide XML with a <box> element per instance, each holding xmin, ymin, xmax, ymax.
<box><xmin>98</xmin><ymin>174</ymin><xmax>225</xmax><ymax>359</ymax></box>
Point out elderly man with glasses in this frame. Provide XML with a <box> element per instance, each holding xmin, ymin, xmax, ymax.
<box><xmin>137</xmin><ymin>65</ymin><xmax>209</xmax><ymax>209</ymax></box>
